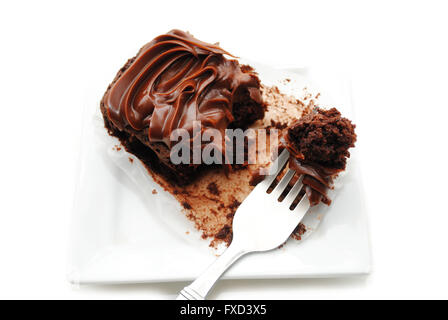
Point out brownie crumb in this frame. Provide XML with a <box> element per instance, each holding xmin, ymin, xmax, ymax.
<box><xmin>228</xmin><ymin>199</ymin><xmax>241</xmax><ymax>210</ymax></box>
<box><xmin>152</xmin><ymin>189</ymin><xmax>157</xmax><ymax>195</ymax></box>
<box><xmin>182</xmin><ymin>201</ymin><xmax>192</xmax><ymax>210</ymax></box>
<box><xmin>216</xmin><ymin>225</ymin><xmax>231</xmax><ymax>239</ymax></box>
<box><xmin>128</xmin><ymin>157</ymin><xmax>134</xmax><ymax>163</ymax></box>
<box><xmin>215</xmin><ymin>224</ymin><xmax>233</xmax><ymax>245</ymax></box>
<box><xmin>270</xmin><ymin>119</ymin><xmax>288</xmax><ymax>130</ymax></box>
<box><xmin>292</xmin><ymin>223</ymin><xmax>307</xmax><ymax>240</ymax></box>
<box><xmin>207</xmin><ymin>181</ymin><xmax>220</xmax><ymax>196</ymax></box>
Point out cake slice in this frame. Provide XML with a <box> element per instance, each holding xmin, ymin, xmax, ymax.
<box><xmin>101</xmin><ymin>30</ymin><xmax>265</xmax><ymax>185</ymax></box>
<box><xmin>284</xmin><ymin>107</ymin><xmax>357</xmax><ymax>206</ymax></box>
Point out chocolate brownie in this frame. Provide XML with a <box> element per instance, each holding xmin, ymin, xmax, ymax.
<box><xmin>101</xmin><ymin>30</ymin><xmax>265</xmax><ymax>185</ymax></box>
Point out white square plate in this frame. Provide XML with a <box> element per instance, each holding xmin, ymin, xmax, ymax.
<box><xmin>68</xmin><ymin>61</ymin><xmax>371</xmax><ymax>284</ymax></box>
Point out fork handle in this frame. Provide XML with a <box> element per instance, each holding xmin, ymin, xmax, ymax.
<box><xmin>176</xmin><ymin>243</ymin><xmax>247</xmax><ymax>300</ymax></box>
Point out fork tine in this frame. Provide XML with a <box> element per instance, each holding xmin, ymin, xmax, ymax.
<box><xmin>262</xmin><ymin>149</ymin><xmax>289</xmax><ymax>188</ymax></box>
<box><xmin>293</xmin><ymin>193</ymin><xmax>310</xmax><ymax>220</ymax></box>
<box><xmin>282</xmin><ymin>175</ymin><xmax>304</xmax><ymax>207</ymax></box>
<box><xmin>279</xmin><ymin>192</ymin><xmax>311</xmax><ymax>236</ymax></box>
<box><xmin>270</xmin><ymin>169</ymin><xmax>295</xmax><ymax>199</ymax></box>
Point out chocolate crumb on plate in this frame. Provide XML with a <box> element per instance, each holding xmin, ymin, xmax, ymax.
<box><xmin>207</xmin><ymin>182</ymin><xmax>220</xmax><ymax>196</ymax></box>
<box><xmin>291</xmin><ymin>223</ymin><xmax>307</xmax><ymax>241</ymax></box>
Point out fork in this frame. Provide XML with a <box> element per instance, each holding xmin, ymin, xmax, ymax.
<box><xmin>176</xmin><ymin>149</ymin><xmax>310</xmax><ymax>300</ymax></box>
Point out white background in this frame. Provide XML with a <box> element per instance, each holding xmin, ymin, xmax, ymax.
<box><xmin>0</xmin><ymin>0</ymin><xmax>447</xmax><ymax>299</ymax></box>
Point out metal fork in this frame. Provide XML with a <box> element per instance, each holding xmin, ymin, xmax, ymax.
<box><xmin>176</xmin><ymin>149</ymin><xmax>310</xmax><ymax>300</ymax></box>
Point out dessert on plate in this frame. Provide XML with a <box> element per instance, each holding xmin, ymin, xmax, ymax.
<box><xmin>100</xmin><ymin>29</ymin><xmax>356</xmax><ymax>247</ymax></box>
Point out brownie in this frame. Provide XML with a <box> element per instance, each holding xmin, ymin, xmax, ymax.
<box><xmin>284</xmin><ymin>107</ymin><xmax>356</xmax><ymax>206</ymax></box>
<box><xmin>101</xmin><ymin>30</ymin><xmax>265</xmax><ymax>185</ymax></box>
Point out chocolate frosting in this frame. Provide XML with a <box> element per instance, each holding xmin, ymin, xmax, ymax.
<box><xmin>103</xmin><ymin>29</ymin><xmax>262</xmax><ymax>147</ymax></box>
<box><xmin>284</xmin><ymin>133</ymin><xmax>338</xmax><ymax>206</ymax></box>
<box><xmin>288</xmin><ymin>157</ymin><xmax>340</xmax><ymax>206</ymax></box>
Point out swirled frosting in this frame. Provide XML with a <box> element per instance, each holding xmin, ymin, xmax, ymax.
<box><xmin>103</xmin><ymin>29</ymin><xmax>262</xmax><ymax>147</ymax></box>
